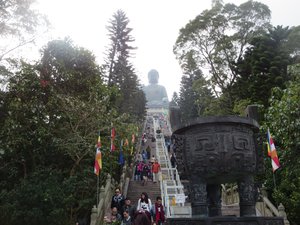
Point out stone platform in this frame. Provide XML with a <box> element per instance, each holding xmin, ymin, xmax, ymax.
<box><xmin>166</xmin><ymin>217</ymin><xmax>284</xmax><ymax>225</ymax></box>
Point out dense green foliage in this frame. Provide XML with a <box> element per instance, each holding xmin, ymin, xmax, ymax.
<box><xmin>0</xmin><ymin>6</ymin><xmax>145</xmax><ymax>223</ymax></box>
<box><xmin>174</xmin><ymin>0</ymin><xmax>271</xmax><ymax>111</ymax></box>
<box><xmin>232</xmin><ymin>26</ymin><xmax>299</xmax><ymax>107</ymax></box>
<box><xmin>178</xmin><ymin>59</ymin><xmax>203</xmax><ymax>121</ymax></box>
<box><xmin>263</xmin><ymin>71</ymin><xmax>300</xmax><ymax>224</ymax></box>
<box><xmin>0</xmin><ymin>38</ymin><xmax>143</xmax><ymax>224</ymax></box>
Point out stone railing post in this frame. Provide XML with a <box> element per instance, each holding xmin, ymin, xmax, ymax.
<box><xmin>126</xmin><ymin>163</ymin><xmax>133</xmax><ymax>180</ymax></box>
<box><xmin>100</xmin><ymin>185</ymin><xmax>105</xmax><ymax>203</ymax></box>
<box><xmin>96</xmin><ymin>185</ymin><xmax>105</xmax><ymax>225</ymax></box>
<box><xmin>230</xmin><ymin>185</ymin><xmax>234</xmax><ymax>204</ymax></box>
<box><xmin>109</xmin><ymin>175</ymin><xmax>116</xmax><ymax>194</ymax></box>
<box><xmin>107</xmin><ymin>174</ymin><xmax>112</xmax><ymax>188</ymax></box>
<box><xmin>260</xmin><ymin>185</ymin><xmax>267</xmax><ymax>216</ymax></box>
<box><xmin>261</xmin><ymin>185</ymin><xmax>268</xmax><ymax>197</ymax></box>
<box><xmin>278</xmin><ymin>203</ymin><xmax>290</xmax><ymax>225</ymax></box>
<box><xmin>91</xmin><ymin>171</ymin><xmax>134</xmax><ymax>225</ymax></box>
<box><xmin>90</xmin><ymin>205</ymin><xmax>97</xmax><ymax>225</ymax></box>
<box><xmin>107</xmin><ymin>174</ymin><xmax>114</xmax><ymax>208</ymax></box>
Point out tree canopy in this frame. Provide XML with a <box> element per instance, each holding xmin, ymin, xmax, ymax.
<box><xmin>263</xmin><ymin>72</ymin><xmax>300</xmax><ymax>224</ymax></box>
<box><xmin>0</xmin><ymin>39</ymin><xmax>141</xmax><ymax>225</ymax></box>
<box><xmin>174</xmin><ymin>0</ymin><xmax>271</xmax><ymax>101</ymax></box>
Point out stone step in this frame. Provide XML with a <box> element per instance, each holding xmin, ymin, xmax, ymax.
<box><xmin>221</xmin><ymin>204</ymin><xmax>240</xmax><ymax>216</ymax></box>
<box><xmin>170</xmin><ymin>205</ymin><xmax>192</xmax><ymax>217</ymax></box>
<box><xmin>126</xmin><ymin>180</ymin><xmax>161</xmax><ymax>206</ymax></box>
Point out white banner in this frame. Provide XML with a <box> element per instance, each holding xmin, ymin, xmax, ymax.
<box><xmin>175</xmin><ymin>194</ymin><xmax>186</xmax><ymax>204</ymax></box>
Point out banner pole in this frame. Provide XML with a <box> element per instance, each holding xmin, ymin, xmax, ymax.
<box><xmin>96</xmin><ymin>174</ymin><xmax>99</xmax><ymax>207</ymax></box>
<box><xmin>273</xmin><ymin>171</ymin><xmax>277</xmax><ymax>190</ymax></box>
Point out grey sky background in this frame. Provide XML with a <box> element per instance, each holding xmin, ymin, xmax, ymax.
<box><xmin>35</xmin><ymin>0</ymin><xmax>300</xmax><ymax>99</ymax></box>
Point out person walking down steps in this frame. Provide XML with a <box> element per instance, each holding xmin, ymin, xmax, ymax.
<box><xmin>151</xmin><ymin>196</ymin><xmax>166</xmax><ymax>225</ymax></box>
<box><xmin>152</xmin><ymin>159</ymin><xmax>161</xmax><ymax>183</ymax></box>
<box><xmin>121</xmin><ymin>210</ymin><xmax>132</xmax><ymax>225</ymax></box>
<box><xmin>104</xmin><ymin>207</ymin><xmax>122</xmax><ymax>224</ymax></box>
<box><xmin>134</xmin><ymin>161</ymin><xmax>142</xmax><ymax>181</ymax></box>
<box><xmin>111</xmin><ymin>188</ymin><xmax>125</xmax><ymax>214</ymax></box>
<box><xmin>136</xmin><ymin>192</ymin><xmax>152</xmax><ymax>222</ymax></box>
<box><xmin>122</xmin><ymin>197</ymin><xmax>136</xmax><ymax>220</ymax></box>
<box><xmin>141</xmin><ymin>162</ymin><xmax>150</xmax><ymax>186</ymax></box>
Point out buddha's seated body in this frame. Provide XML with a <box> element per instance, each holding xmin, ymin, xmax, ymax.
<box><xmin>143</xmin><ymin>69</ymin><xmax>169</xmax><ymax>108</ymax></box>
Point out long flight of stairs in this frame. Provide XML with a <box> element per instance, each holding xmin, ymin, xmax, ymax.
<box><xmin>124</xmin><ymin>114</ymin><xmax>162</xmax><ymax>206</ymax></box>
<box><xmin>126</xmin><ymin>180</ymin><xmax>161</xmax><ymax>206</ymax></box>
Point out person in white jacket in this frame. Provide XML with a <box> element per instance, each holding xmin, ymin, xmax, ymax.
<box><xmin>136</xmin><ymin>192</ymin><xmax>152</xmax><ymax>221</ymax></box>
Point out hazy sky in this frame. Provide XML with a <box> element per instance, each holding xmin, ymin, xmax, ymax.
<box><xmin>35</xmin><ymin>0</ymin><xmax>300</xmax><ymax>99</ymax></box>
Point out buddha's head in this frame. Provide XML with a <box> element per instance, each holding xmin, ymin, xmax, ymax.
<box><xmin>148</xmin><ymin>69</ymin><xmax>159</xmax><ymax>84</ymax></box>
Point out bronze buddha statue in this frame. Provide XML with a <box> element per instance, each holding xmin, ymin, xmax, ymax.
<box><xmin>143</xmin><ymin>69</ymin><xmax>169</xmax><ymax>108</ymax></box>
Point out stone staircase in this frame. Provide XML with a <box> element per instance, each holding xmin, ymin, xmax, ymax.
<box><xmin>126</xmin><ymin>180</ymin><xmax>161</xmax><ymax>206</ymax></box>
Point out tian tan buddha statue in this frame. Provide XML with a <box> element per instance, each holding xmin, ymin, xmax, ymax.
<box><xmin>143</xmin><ymin>69</ymin><xmax>169</xmax><ymax>108</ymax></box>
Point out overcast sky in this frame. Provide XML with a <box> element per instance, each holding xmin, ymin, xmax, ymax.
<box><xmin>35</xmin><ymin>0</ymin><xmax>300</xmax><ymax>99</ymax></box>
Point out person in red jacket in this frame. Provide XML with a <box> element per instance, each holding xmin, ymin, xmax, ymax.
<box><xmin>151</xmin><ymin>196</ymin><xmax>166</xmax><ymax>225</ymax></box>
<box><xmin>152</xmin><ymin>159</ymin><xmax>161</xmax><ymax>183</ymax></box>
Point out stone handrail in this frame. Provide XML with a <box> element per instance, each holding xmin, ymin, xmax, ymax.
<box><xmin>90</xmin><ymin>174</ymin><xmax>115</xmax><ymax>225</ymax></box>
<box><xmin>90</xmin><ymin>165</ymin><xmax>131</xmax><ymax>225</ymax></box>
<box><xmin>90</xmin><ymin>115</ymin><xmax>144</xmax><ymax>225</ymax></box>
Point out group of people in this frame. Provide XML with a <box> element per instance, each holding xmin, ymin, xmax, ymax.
<box><xmin>134</xmin><ymin>157</ymin><xmax>161</xmax><ymax>185</ymax></box>
<box><xmin>104</xmin><ymin>188</ymin><xmax>166</xmax><ymax>225</ymax></box>
<box><xmin>103</xmin><ymin>111</ymin><xmax>173</xmax><ymax>224</ymax></box>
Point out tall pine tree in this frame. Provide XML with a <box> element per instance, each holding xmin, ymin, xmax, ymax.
<box><xmin>103</xmin><ymin>10</ymin><xmax>146</xmax><ymax>121</ymax></box>
<box><xmin>170</xmin><ymin>92</ymin><xmax>179</xmax><ymax>106</ymax></box>
<box><xmin>178</xmin><ymin>52</ymin><xmax>206</xmax><ymax>122</ymax></box>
